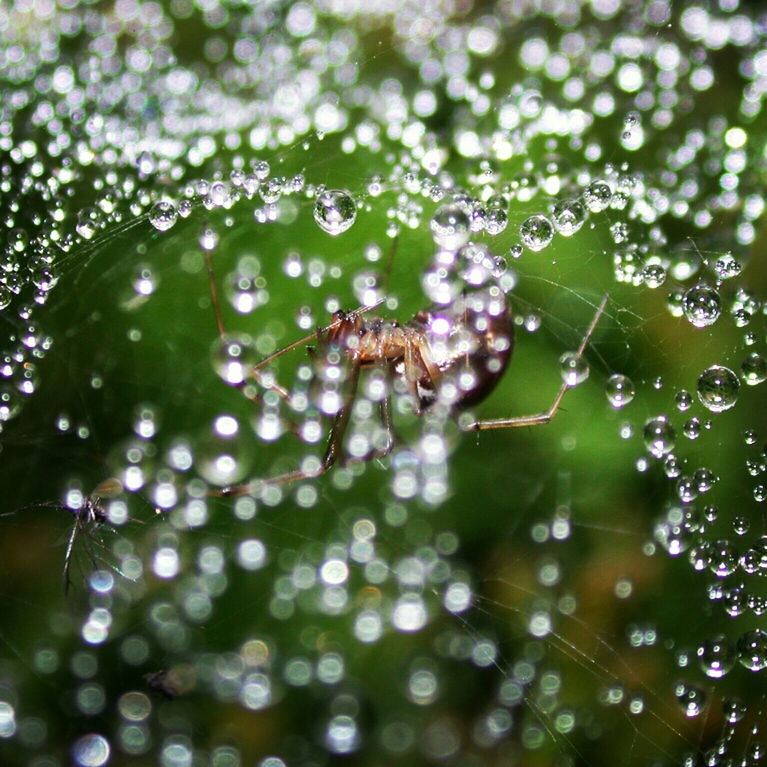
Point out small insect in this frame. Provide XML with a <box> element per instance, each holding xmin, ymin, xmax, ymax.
<box><xmin>6</xmin><ymin>478</ymin><xmax>125</xmax><ymax>594</ymax></box>
<box><xmin>202</xmin><ymin>244</ymin><xmax>607</xmax><ymax>496</ymax></box>
<box><xmin>145</xmin><ymin>668</ymin><xmax>187</xmax><ymax>699</ymax></box>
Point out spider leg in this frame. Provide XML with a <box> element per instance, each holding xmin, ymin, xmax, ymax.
<box><xmin>62</xmin><ymin>516</ymin><xmax>81</xmax><ymax>596</ymax></box>
<box><xmin>467</xmin><ymin>294</ymin><xmax>608</xmax><ymax>431</ymax></box>
<box><xmin>216</xmin><ymin>357</ymin><xmax>363</xmax><ymax>496</ymax></box>
<box><xmin>373</xmin><ymin>392</ymin><xmax>397</xmax><ymax>459</ymax></box>
<box><xmin>79</xmin><ymin>521</ymin><xmax>103</xmax><ymax>576</ymax></box>
<box><xmin>202</xmin><ymin>245</ymin><xmax>227</xmax><ymax>341</ymax></box>
<box><xmin>202</xmin><ymin>247</ymin><xmax>291</xmax><ymax>401</ymax></box>
<box><xmin>400</xmin><ymin>331</ymin><xmax>442</xmax><ymax>418</ymax></box>
<box><xmin>83</xmin><ymin>527</ymin><xmax>136</xmax><ymax>585</ymax></box>
<box><xmin>316</xmin><ymin>357</ymin><xmax>362</xmax><ymax>472</ymax></box>
<box><xmin>381</xmin><ymin>234</ymin><xmax>399</xmax><ymax>295</ymax></box>
<box><xmin>413</xmin><ymin>333</ymin><xmax>441</xmax><ymax>395</ymax></box>
<box><xmin>357</xmin><ymin>368</ymin><xmax>399</xmax><ymax>463</ymax></box>
<box><xmin>403</xmin><ymin>340</ymin><xmax>422</xmax><ymax>415</ymax></box>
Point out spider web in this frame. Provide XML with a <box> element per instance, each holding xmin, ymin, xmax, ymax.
<box><xmin>0</xmin><ymin>1</ymin><xmax>766</xmax><ymax>765</ymax></box>
<box><xmin>0</xmin><ymin>160</ymin><xmax>750</xmax><ymax>767</ymax></box>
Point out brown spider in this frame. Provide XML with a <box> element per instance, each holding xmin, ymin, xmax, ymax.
<box><xmin>202</xmin><ymin>246</ymin><xmax>607</xmax><ymax>497</ymax></box>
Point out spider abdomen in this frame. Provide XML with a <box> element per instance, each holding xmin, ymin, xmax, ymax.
<box><xmin>411</xmin><ymin>285</ymin><xmax>514</xmax><ymax>411</ymax></box>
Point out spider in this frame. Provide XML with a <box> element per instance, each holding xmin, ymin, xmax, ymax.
<box><xmin>201</xmin><ymin>244</ymin><xmax>608</xmax><ymax>497</ymax></box>
<box><xmin>4</xmin><ymin>478</ymin><xmax>126</xmax><ymax>594</ymax></box>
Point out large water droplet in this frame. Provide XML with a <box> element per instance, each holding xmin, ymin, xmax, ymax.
<box><xmin>149</xmin><ymin>200</ymin><xmax>178</xmax><ymax>232</ymax></box>
<box><xmin>582</xmin><ymin>181</ymin><xmax>612</xmax><ymax>212</ymax></box>
<box><xmin>683</xmin><ymin>284</ymin><xmax>721</xmax><ymax>328</ymax></box>
<box><xmin>696</xmin><ymin>365</ymin><xmax>739</xmax><ymax>413</ymax></box>
<box><xmin>430</xmin><ymin>203</ymin><xmax>471</xmax><ymax>250</ymax></box>
<box><xmin>552</xmin><ymin>199</ymin><xmax>587</xmax><ymax>236</ymax></box>
<box><xmin>559</xmin><ymin>352</ymin><xmax>589</xmax><ymax>387</ymax></box>
<box><xmin>519</xmin><ymin>214</ymin><xmax>554</xmax><ymax>252</ymax></box>
<box><xmin>697</xmin><ymin>634</ymin><xmax>736</xmax><ymax>678</ymax></box>
<box><xmin>605</xmin><ymin>374</ymin><xmax>635</xmax><ymax>409</ymax></box>
<box><xmin>713</xmin><ymin>252</ymin><xmax>742</xmax><ymax>280</ymax></box>
<box><xmin>314</xmin><ymin>190</ymin><xmax>356</xmax><ymax>236</ymax></box>
<box><xmin>737</xmin><ymin>629</ymin><xmax>767</xmax><ymax>672</ymax></box>
<box><xmin>674</xmin><ymin>683</ymin><xmax>706</xmax><ymax>718</ymax></box>
<box><xmin>644</xmin><ymin>416</ymin><xmax>676</xmax><ymax>458</ymax></box>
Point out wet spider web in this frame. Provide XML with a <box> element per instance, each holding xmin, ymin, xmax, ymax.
<box><xmin>0</xmin><ymin>183</ymin><xmax>758</xmax><ymax>767</ymax></box>
<box><xmin>1</xmin><ymin>2</ymin><xmax>767</xmax><ymax>766</ymax></box>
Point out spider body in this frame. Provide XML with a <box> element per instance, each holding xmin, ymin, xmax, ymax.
<box><xmin>60</xmin><ymin>481</ymin><xmax>121</xmax><ymax>593</ymax></box>
<box><xmin>69</xmin><ymin>496</ymin><xmax>108</xmax><ymax>527</ymax></box>
<box><xmin>320</xmin><ymin>284</ymin><xmax>515</xmax><ymax>414</ymax></box>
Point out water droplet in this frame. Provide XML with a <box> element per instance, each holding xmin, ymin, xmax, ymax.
<box><xmin>199</xmin><ymin>226</ymin><xmax>219</xmax><ymax>251</ymax></box>
<box><xmin>430</xmin><ymin>202</ymin><xmax>471</xmax><ymax>250</ymax></box>
<box><xmin>664</xmin><ymin>455</ymin><xmax>682</xmax><ymax>479</ymax></box>
<box><xmin>211</xmin><ymin>335</ymin><xmax>256</xmax><ymax>386</ymax></box>
<box><xmin>551</xmin><ymin>199</ymin><xmax>586</xmax><ymax>237</ymax></box>
<box><xmin>519</xmin><ymin>214</ymin><xmax>554</xmax><ymax>252</ymax></box>
<box><xmin>697</xmin><ymin>365</ymin><xmax>740</xmax><ymax>413</ymax></box>
<box><xmin>196</xmin><ymin>415</ymin><xmax>252</xmax><ymax>487</ymax></box>
<box><xmin>72</xmin><ymin>733</ymin><xmax>110</xmax><ymax>767</ymax></box>
<box><xmin>641</xmin><ymin>263</ymin><xmax>666</xmax><ymax>289</ymax></box>
<box><xmin>683</xmin><ymin>284</ymin><xmax>721</xmax><ymax>328</ymax></box>
<box><xmin>76</xmin><ymin>207</ymin><xmax>101</xmax><ymax>240</ymax></box>
<box><xmin>741</xmin><ymin>352</ymin><xmax>767</xmax><ymax>386</ymax></box>
<box><xmin>644</xmin><ymin>416</ymin><xmax>676</xmax><ymax>458</ymax></box>
<box><xmin>709</xmin><ymin>540</ymin><xmax>738</xmax><ymax>577</ymax></box>
<box><xmin>698</xmin><ymin>634</ymin><xmax>736</xmax><ymax>678</ymax></box>
<box><xmin>260</xmin><ymin>177</ymin><xmax>283</xmax><ymax>204</ymax></box>
<box><xmin>582</xmin><ymin>181</ymin><xmax>612</xmax><ymax>212</ymax></box>
<box><xmin>675</xmin><ymin>390</ymin><xmax>693</xmax><ymax>411</ymax></box>
<box><xmin>674</xmin><ymin>683</ymin><xmax>706</xmax><ymax>718</ymax></box>
<box><xmin>254</xmin><ymin>160</ymin><xmax>270</xmax><ymax>180</ymax></box>
<box><xmin>737</xmin><ymin>629</ymin><xmax>767</xmax><ymax>672</ymax></box>
<box><xmin>724</xmin><ymin>697</ymin><xmax>747</xmax><ymax>724</ymax></box>
<box><xmin>149</xmin><ymin>200</ymin><xmax>178</xmax><ymax>232</ymax></box>
<box><xmin>733</xmin><ymin>516</ymin><xmax>750</xmax><ymax>535</ymax></box>
<box><xmin>605</xmin><ymin>374</ymin><xmax>635</xmax><ymax>409</ymax></box>
<box><xmin>713</xmin><ymin>252</ymin><xmax>742</xmax><ymax>280</ymax></box>
<box><xmin>485</xmin><ymin>207</ymin><xmax>508</xmax><ymax>236</ymax></box>
<box><xmin>620</xmin><ymin>111</ymin><xmax>644</xmax><ymax>151</ymax></box>
<box><xmin>314</xmin><ymin>190</ymin><xmax>356</xmax><ymax>236</ymax></box>
<box><xmin>559</xmin><ymin>352</ymin><xmax>589</xmax><ymax>387</ymax></box>
<box><xmin>683</xmin><ymin>417</ymin><xmax>701</xmax><ymax>440</ymax></box>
